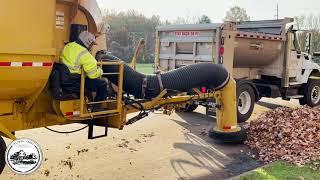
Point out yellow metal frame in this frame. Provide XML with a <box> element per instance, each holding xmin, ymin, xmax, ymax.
<box><xmin>125</xmin><ymin>78</ymin><xmax>239</xmax><ymax>133</ymax></box>
<box><xmin>0</xmin><ymin>1</ymin><xmax>241</xmax><ymax>143</ymax></box>
<box><xmin>79</xmin><ymin>61</ymin><xmax>124</xmax><ymax>118</ymax></box>
<box><xmin>154</xmin><ymin>31</ymin><xmax>161</xmax><ymax>71</ymax></box>
<box><xmin>130</xmin><ymin>39</ymin><xmax>145</xmax><ymax>70</ymax></box>
<box><xmin>0</xmin><ymin>59</ymin><xmax>239</xmax><ymax>140</ymax></box>
<box><xmin>214</xmin><ymin>78</ymin><xmax>239</xmax><ymax>132</ymax></box>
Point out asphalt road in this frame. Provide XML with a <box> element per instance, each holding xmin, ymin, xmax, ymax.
<box><xmin>1</xmin><ymin>98</ymin><xmax>299</xmax><ymax>180</ymax></box>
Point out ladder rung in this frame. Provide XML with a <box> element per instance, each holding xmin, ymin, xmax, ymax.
<box><xmin>102</xmin><ymin>73</ymin><xmax>120</xmax><ymax>75</ymax></box>
<box><xmin>87</xmin><ymin>99</ymin><xmax>117</xmax><ymax>105</ymax></box>
<box><xmin>83</xmin><ymin>109</ymin><xmax>119</xmax><ymax>117</ymax></box>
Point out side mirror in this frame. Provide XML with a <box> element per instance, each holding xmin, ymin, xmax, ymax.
<box><xmin>305</xmin><ymin>33</ymin><xmax>312</xmax><ymax>54</ymax></box>
<box><xmin>288</xmin><ymin>25</ymin><xmax>295</xmax><ymax>33</ymax></box>
<box><xmin>98</xmin><ymin>23</ymin><xmax>111</xmax><ymax>35</ymax></box>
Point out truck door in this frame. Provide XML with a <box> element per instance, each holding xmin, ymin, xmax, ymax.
<box><xmin>288</xmin><ymin>32</ymin><xmax>303</xmax><ymax>79</ymax></box>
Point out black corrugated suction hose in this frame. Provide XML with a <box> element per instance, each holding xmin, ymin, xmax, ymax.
<box><xmin>99</xmin><ymin>54</ymin><xmax>229</xmax><ymax>99</ymax></box>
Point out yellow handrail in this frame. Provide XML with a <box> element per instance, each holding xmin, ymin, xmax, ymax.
<box><xmin>79</xmin><ymin>61</ymin><xmax>124</xmax><ymax>118</ymax></box>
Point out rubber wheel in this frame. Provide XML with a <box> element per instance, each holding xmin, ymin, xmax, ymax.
<box><xmin>237</xmin><ymin>84</ymin><xmax>255</xmax><ymax>123</ymax></box>
<box><xmin>208</xmin><ymin>127</ymin><xmax>247</xmax><ymax>144</ymax></box>
<box><xmin>299</xmin><ymin>96</ymin><xmax>307</xmax><ymax>105</ymax></box>
<box><xmin>176</xmin><ymin>101</ymin><xmax>198</xmax><ymax>112</ymax></box>
<box><xmin>299</xmin><ymin>79</ymin><xmax>320</xmax><ymax>107</ymax></box>
<box><xmin>0</xmin><ymin>136</ymin><xmax>6</xmax><ymax>174</ymax></box>
<box><xmin>256</xmin><ymin>96</ymin><xmax>262</xmax><ymax>102</ymax></box>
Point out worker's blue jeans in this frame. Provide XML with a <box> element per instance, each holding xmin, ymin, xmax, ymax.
<box><xmin>84</xmin><ymin>78</ymin><xmax>108</xmax><ymax>102</ymax></box>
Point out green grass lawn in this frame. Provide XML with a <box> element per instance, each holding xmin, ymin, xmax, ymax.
<box><xmin>136</xmin><ymin>64</ymin><xmax>154</xmax><ymax>74</ymax></box>
<box><xmin>239</xmin><ymin>161</ymin><xmax>320</xmax><ymax>180</ymax></box>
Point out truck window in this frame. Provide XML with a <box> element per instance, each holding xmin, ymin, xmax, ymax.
<box><xmin>291</xmin><ymin>33</ymin><xmax>301</xmax><ymax>54</ymax></box>
<box><xmin>313</xmin><ymin>52</ymin><xmax>320</xmax><ymax>64</ymax></box>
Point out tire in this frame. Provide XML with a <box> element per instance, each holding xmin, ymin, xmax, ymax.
<box><xmin>299</xmin><ymin>96</ymin><xmax>307</xmax><ymax>105</ymax></box>
<box><xmin>0</xmin><ymin>136</ymin><xmax>6</xmax><ymax>174</ymax></box>
<box><xmin>176</xmin><ymin>101</ymin><xmax>198</xmax><ymax>112</ymax></box>
<box><xmin>300</xmin><ymin>79</ymin><xmax>320</xmax><ymax>107</ymax></box>
<box><xmin>206</xmin><ymin>106</ymin><xmax>216</xmax><ymax>116</ymax></box>
<box><xmin>256</xmin><ymin>96</ymin><xmax>262</xmax><ymax>102</ymax></box>
<box><xmin>208</xmin><ymin>127</ymin><xmax>247</xmax><ymax>144</ymax></box>
<box><xmin>237</xmin><ymin>84</ymin><xmax>255</xmax><ymax>123</ymax></box>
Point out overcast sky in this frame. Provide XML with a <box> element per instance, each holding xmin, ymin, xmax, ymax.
<box><xmin>97</xmin><ymin>0</ymin><xmax>320</xmax><ymax>22</ymax></box>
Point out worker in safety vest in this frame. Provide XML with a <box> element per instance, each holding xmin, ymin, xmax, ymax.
<box><xmin>60</xmin><ymin>31</ymin><xmax>107</xmax><ymax>111</ymax></box>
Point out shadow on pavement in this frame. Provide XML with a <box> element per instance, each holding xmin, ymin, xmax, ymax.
<box><xmin>170</xmin><ymin>111</ymin><xmax>261</xmax><ymax>180</ymax></box>
<box><xmin>256</xmin><ymin>101</ymin><xmax>285</xmax><ymax>109</ymax></box>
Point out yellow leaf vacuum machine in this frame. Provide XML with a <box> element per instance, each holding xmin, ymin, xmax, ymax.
<box><xmin>0</xmin><ymin>0</ymin><xmax>244</xmax><ymax>173</ymax></box>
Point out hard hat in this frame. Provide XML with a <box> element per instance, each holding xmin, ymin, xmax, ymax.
<box><xmin>78</xmin><ymin>31</ymin><xmax>97</xmax><ymax>48</ymax></box>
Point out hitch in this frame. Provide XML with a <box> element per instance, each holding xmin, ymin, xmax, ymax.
<box><xmin>126</xmin><ymin>111</ymin><xmax>149</xmax><ymax>125</ymax></box>
<box><xmin>88</xmin><ymin>118</ymin><xmax>109</xmax><ymax>140</ymax></box>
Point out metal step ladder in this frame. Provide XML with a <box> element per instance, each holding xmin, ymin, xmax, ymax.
<box><xmin>78</xmin><ymin>61</ymin><xmax>124</xmax><ymax>139</ymax></box>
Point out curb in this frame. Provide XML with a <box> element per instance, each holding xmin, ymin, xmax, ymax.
<box><xmin>229</xmin><ymin>164</ymin><xmax>271</xmax><ymax>180</ymax></box>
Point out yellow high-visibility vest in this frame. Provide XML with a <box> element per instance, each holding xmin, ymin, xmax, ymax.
<box><xmin>60</xmin><ymin>42</ymin><xmax>103</xmax><ymax>79</ymax></box>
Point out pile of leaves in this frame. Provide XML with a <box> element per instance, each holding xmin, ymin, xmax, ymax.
<box><xmin>245</xmin><ymin>106</ymin><xmax>320</xmax><ymax>165</ymax></box>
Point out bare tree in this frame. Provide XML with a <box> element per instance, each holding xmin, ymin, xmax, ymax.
<box><xmin>171</xmin><ymin>16</ymin><xmax>198</xmax><ymax>24</ymax></box>
<box><xmin>295</xmin><ymin>14</ymin><xmax>320</xmax><ymax>53</ymax></box>
<box><xmin>172</xmin><ymin>17</ymin><xmax>191</xmax><ymax>24</ymax></box>
<box><xmin>103</xmin><ymin>9</ymin><xmax>161</xmax><ymax>63</ymax></box>
<box><xmin>224</xmin><ymin>6</ymin><xmax>250</xmax><ymax>22</ymax></box>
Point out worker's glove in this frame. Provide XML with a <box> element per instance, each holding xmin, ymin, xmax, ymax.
<box><xmin>98</xmin><ymin>67</ymin><xmax>103</xmax><ymax>77</ymax></box>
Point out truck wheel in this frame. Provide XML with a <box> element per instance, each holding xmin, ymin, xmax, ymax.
<box><xmin>299</xmin><ymin>96</ymin><xmax>307</xmax><ymax>105</ymax></box>
<box><xmin>0</xmin><ymin>136</ymin><xmax>6</xmax><ymax>174</ymax></box>
<box><xmin>237</xmin><ymin>84</ymin><xmax>255</xmax><ymax>123</ymax></box>
<box><xmin>176</xmin><ymin>101</ymin><xmax>198</xmax><ymax>112</ymax></box>
<box><xmin>256</xmin><ymin>96</ymin><xmax>262</xmax><ymax>102</ymax></box>
<box><xmin>300</xmin><ymin>79</ymin><xmax>320</xmax><ymax>107</ymax></box>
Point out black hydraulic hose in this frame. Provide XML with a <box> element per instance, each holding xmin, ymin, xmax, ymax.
<box><xmin>45</xmin><ymin>126</ymin><xmax>88</xmax><ymax>134</ymax></box>
<box><xmin>100</xmin><ymin>54</ymin><xmax>230</xmax><ymax>99</ymax></box>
